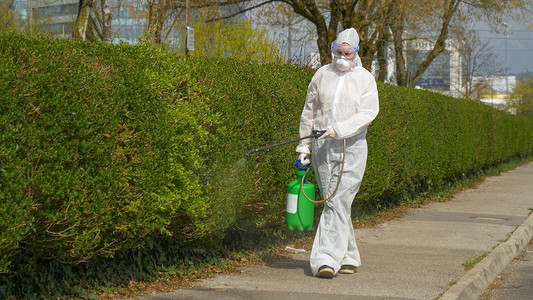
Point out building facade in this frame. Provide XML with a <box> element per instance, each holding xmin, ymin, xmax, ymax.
<box><xmin>9</xmin><ymin>0</ymin><xmax>149</xmax><ymax>42</ymax></box>
<box><xmin>31</xmin><ymin>0</ymin><xmax>78</xmax><ymax>38</ymax></box>
<box><xmin>382</xmin><ymin>38</ymin><xmax>463</xmax><ymax>98</ymax></box>
<box><xmin>9</xmin><ymin>0</ymin><xmax>31</xmax><ymax>23</ymax></box>
<box><xmin>8</xmin><ymin>0</ymin><xmax>79</xmax><ymax>38</ymax></box>
<box><xmin>477</xmin><ymin>75</ymin><xmax>516</xmax><ymax>111</ymax></box>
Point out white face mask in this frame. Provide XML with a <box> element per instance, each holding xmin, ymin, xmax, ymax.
<box><xmin>334</xmin><ymin>57</ymin><xmax>353</xmax><ymax>71</ymax></box>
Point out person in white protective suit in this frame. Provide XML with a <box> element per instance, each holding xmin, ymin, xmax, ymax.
<box><xmin>295</xmin><ymin>28</ymin><xmax>379</xmax><ymax>278</ymax></box>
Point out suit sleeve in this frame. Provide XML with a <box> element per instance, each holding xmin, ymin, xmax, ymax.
<box><xmin>295</xmin><ymin>80</ymin><xmax>317</xmax><ymax>154</ymax></box>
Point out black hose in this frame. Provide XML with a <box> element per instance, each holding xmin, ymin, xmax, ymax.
<box><xmin>244</xmin><ymin>130</ymin><xmax>325</xmax><ymax>159</ymax></box>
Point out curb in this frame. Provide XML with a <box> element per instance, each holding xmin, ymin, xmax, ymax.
<box><xmin>440</xmin><ymin>212</ymin><xmax>533</xmax><ymax>300</ymax></box>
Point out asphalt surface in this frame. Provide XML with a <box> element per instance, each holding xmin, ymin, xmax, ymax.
<box><xmin>133</xmin><ymin>161</ymin><xmax>533</xmax><ymax>300</ymax></box>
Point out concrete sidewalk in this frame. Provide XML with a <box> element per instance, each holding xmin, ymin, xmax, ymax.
<box><xmin>136</xmin><ymin>162</ymin><xmax>533</xmax><ymax>300</ymax></box>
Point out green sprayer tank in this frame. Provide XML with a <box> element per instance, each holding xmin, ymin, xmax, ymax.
<box><xmin>286</xmin><ymin>168</ymin><xmax>315</xmax><ymax>231</ymax></box>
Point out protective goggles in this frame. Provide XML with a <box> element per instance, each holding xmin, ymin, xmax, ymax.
<box><xmin>331</xmin><ymin>43</ymin><xmax>358</xmax><ymax>59</ymax></box>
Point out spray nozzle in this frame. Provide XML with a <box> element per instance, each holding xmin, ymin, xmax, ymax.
<box><xmin>244</xmin><ymin>149</ymin><xmax>257</xmax><ymax>160</ymax></box>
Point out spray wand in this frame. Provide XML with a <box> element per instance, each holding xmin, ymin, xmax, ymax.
<box><xmin>244</xmin><ymin>130</ymin><xmax>325</xmax><ymax>160</ymax></box>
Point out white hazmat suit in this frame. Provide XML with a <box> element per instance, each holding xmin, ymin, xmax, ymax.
<box><xmin>296</xmin><ymin>28</ymin><xmax>379</xmax><ymax>277</ymax></box>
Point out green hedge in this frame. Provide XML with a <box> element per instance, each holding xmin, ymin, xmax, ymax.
<box><xmin>0</xmin><ymin>33</ymin><xmax>222</xmax><ymax>274</ymax></box>
<box><xmin>362</xmin><ymin>86</ymin><xmax>533</xmax><ymax>209</ymax></box>
<box><xmin>1</xmin><ymin>33</ymin><xmax>532</xmax><ymax>296</ymax></box>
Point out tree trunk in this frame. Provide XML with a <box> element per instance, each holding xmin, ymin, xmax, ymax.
<box><xmin>391</xmin><ymin>10</ymin><xmax>407</xmax><ymax>86</ymax></box>
<box><xmin>146</xmin><ymin>0</ymin><xmax>167</xmax><ymax>44</ymax></box>
<box><xmin>377</xmin><ymin>36</ymin><xmax>388</xmax><ymax>82</ymax></box>
<box><xmin>155</xmin><ymin>1</ymin><xmax>166</xmax><ymax>44</ymax></box>
<box><xmin>146</xmin><ymin>1</ymin><xmax>158</xmax><ymax>43</ymax></box>
<box><xmin>101</xmin><ymin>0</ymin><xmax>112</xmax><ymax>43</ymax></box>
<box><xmin>316</xmin><ymin>23</ymin><xmax>331</xmax><ymax>66</ymax></box>
<box><xmin>73</xmin><ymin>0</ymin><xmax>94</xmax><ymax>40</ymax></box>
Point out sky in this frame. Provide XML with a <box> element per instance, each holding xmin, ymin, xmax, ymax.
<box><xmin>478</xmin><ymin>20</ymin><xmax>533</xmax><ymax>76</ymax></box>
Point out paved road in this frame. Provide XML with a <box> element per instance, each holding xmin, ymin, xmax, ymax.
<box><xmin>131</xmin><ymin>162</ymin><xmax>533</xmax><ymax>300</ymax></box>
<box><xmin>480</xmin><ymin>238</ymin><xmax>533</xmax><ymax>300</ymax></box>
